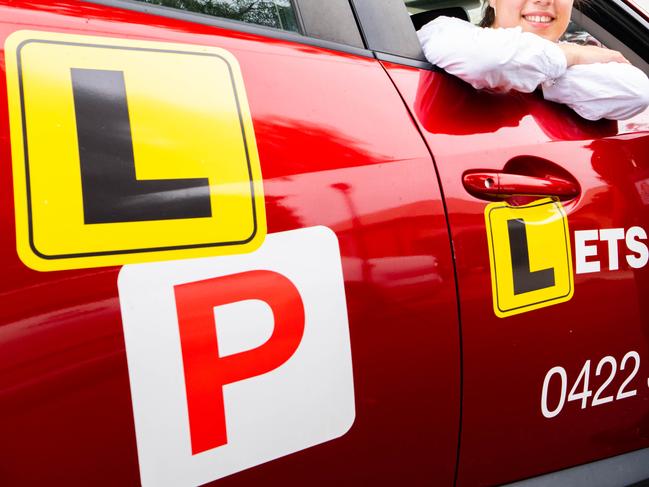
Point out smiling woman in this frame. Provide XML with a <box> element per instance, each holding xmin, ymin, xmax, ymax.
<box><xmin>417</xmin><ymin>0</ymin><xmax>649</xmax><ymax>120</ymax></box>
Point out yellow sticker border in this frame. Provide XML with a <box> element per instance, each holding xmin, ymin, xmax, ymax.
<box><xmin>9</xmin><ymin>32</ymin><xmax>262</xmax><ymax>263</ymax></box>
<box><xmin>485</xmin><ymin>198</ymin><xmax>574</xmax><ymax>317</ymax></box>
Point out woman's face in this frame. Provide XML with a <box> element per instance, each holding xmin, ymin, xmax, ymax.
<box><xmin>489</xmin><ymin>0</ymin><xmax>574</xmax><ymax>42</ymax></box>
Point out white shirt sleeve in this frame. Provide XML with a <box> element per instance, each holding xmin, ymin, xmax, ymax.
<box><xmin>542</xmin><ymin>63</ymin><xmax>649</xmax><ymax>120</ymax></box>
<box><xmin>417</xmin><ymin>16</ymin><xmax>567</xmax><ymax>93</ymax></box>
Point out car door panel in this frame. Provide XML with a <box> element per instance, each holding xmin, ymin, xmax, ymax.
<box><xmin>383</xmin><ymin>62</ymin><xmax>649</xmax><ymax>485</ymax></box>
<box><xmin>0</xmin><ymin>1</ymin><xmax>460</xmax><ymax>485</ymax></box>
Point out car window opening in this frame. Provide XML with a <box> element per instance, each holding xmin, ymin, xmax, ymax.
<box><xmin>412</xmin><ymin>0</ymin><xmax>649</xmax><ymax>121</ymax></box>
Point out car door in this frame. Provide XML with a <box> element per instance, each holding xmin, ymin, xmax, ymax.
<box><xmin>350</xmin><ymin>0</ymin><xmax>649</xmax><ymax>484</ymax></box>
<box><xmin>0</xmin><ymin>0</ymin><xmax>461</xmax><ymax>485</ymax></box>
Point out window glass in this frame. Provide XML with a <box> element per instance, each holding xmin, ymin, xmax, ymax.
<box><xmin>134</xmin><ymin>0</ymin><xmax>300</xmax><ymax>32</ymax></box>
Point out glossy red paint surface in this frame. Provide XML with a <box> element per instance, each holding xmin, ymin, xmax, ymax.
<box><xmin>0</xmin><ymin>1</ymin><xmax>460</xmax><ymax>485</ymax></box>
<box><xmin>383</xmin><ymin>62</ymin><xmax>649</xmax><ymax>486</ymax></box>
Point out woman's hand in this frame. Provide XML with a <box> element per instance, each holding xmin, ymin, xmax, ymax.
<box><xmin>559</xmin><ymin>44</ymin><xmax>630</xmax><ymax>67</ymax></box>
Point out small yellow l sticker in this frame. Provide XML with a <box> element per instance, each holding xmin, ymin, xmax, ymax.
<box><xmin>485</xmin><ymin>198</ymin><xmax>574</xmax><ymax>318</ymax></box>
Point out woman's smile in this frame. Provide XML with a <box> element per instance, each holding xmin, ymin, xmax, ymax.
<box><xmin>522</xmin><ymin>13</ymin><xmax>555</xmax><ymax>24</ymax></box>
<box><xmin>522</xmin><ymin>11</ymin><xmax>556</xmax><ymax>30</ymax></box>
<box><xmin>490</xmin><ymin>0</ymin><xmax>573</xmax><ymax>41</ymax></box>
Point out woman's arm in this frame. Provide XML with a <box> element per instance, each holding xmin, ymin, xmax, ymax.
<box><xmin>558</xmin><ymin>43</ymin><xmax>630</xmax><ymax>66</ymax></box>
<box><xmin>542</xmin><ymin>63</ymin><xmax>649</xmax><ymax>121</ymax></box>
<box><xmin>418</xmin><ymin>16</ymin><xmax>649</xmax><ymax>121</ymax></box>
<box><xmin>417</xmin><ymin>16</ymin><xmax>567</xmax><ymax>93</ymax></box>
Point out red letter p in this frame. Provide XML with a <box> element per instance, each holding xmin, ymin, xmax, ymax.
<box><xmin>174</xmin><ymin>270</ymin><xmax>305</xmax><ymax>455</ymax></box>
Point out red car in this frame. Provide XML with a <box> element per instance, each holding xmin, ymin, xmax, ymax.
<box><xmin>2</xmin><ymin>0</ymin><xmax>649</xmax><ymax>485</ymax></box>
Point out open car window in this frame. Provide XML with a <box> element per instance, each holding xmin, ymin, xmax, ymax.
<box><xmin>404</xmin><ymin>0</ymin><xmax>649</xmax><ymax>74</ymax></box>
<box><xmin>405</xmin><ymin>0</ymin><xmax>599</xmax><ymax>45</ymax></box>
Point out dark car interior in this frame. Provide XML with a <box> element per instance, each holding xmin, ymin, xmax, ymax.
<box><xmin>410</xmin><ymin>6</ymin><xmax>469</xmax><ymax>30</ymax></box>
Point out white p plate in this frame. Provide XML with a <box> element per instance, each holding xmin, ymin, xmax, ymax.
<box><xmin>118</xmin><ymin>226</ymin><xmax>355</xmax><ymax>487</ymax></box>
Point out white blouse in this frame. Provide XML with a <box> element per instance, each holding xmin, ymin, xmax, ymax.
<box><xmin>417</xmin><ymin>16</ymin><xmax>649</xmax><ymax>121</ymax></box>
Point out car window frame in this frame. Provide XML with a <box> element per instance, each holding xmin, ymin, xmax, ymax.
<box><xmin>571</xmin><ymin>7</ymin><xmax>649</xmax><ymax>75</ymax></box>
<box><xmin>578</xmin><ymin>0</ymin><xmax>649</xmax><ymax>68</ymax></box>
<box><xmin>625</xmin><ymin>0</ymin><xmax>649</xmax><ymax>21</ymax></box>
<box><xmin>82</xmin><ymin>0</ymin><xmax>371</xmax><ymax>58</ymax></box>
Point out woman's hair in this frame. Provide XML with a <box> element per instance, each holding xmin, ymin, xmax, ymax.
<box><xmin>479</xmin><ymin>0</ymin><xmax>586</xmax><ymax>28</ymax></box>
<box><xmin>478</xmin><ymin>3</ymin><xmax>495</xmax><ymax>28</ymax></box>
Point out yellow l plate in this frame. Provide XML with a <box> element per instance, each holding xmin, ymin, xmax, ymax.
<box><xmin>485</xmin><ymin>198</ymin><xmax>574</xmax><ymax>318</ymax></box>
<box><xmin>6</xmin><ymin>30</ymin><xmax>266</xmax><ymax>271</ymax></box>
